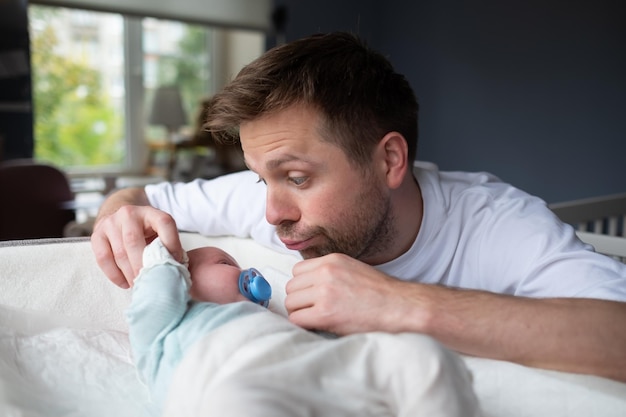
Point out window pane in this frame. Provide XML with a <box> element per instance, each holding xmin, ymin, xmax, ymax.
<box><xmin>29</xmin><ymin>5</ymin><xmax>125</xmax><ymax>170</ymax></box>
<box><xmin>143</xmin><ymin>18</ymin><xmax>210</xmax><ymax>143</ymax></box>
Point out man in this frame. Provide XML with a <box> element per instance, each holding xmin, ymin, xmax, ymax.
<box><xmin>92</xmin><ymin>32</ymin><xmax>626</xmax><ymax>382</ymax></box>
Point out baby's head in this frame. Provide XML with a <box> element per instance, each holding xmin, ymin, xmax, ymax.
<box><xmin>186</xmin><ymin>246</ymin><xmax>271</xmax><ymax>307</ymax></box>
<box><xmin>186</xmin><ymin>246</ymin><xmax>248</xmax><ymax>304</ymax></box>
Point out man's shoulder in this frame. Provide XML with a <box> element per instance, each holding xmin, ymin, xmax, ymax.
<box><xmin>415</xmin><ymin>163</ymin><xmax>540</xmax><ymax>213</ymax></box>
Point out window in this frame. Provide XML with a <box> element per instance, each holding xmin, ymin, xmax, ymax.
<box><xmin>29</xmin><ymin>6</ymin><xmax>125</xmax><ymax>171</ymax></box>
<box><xmin>142</xmin><ymin>17</ymin><xmax>211</xmax><ymax>144</ymax></box>
<box><xmin>28</xmin><ymin>4</ymin><xmax>264</xmax><ymax>175</ymax></box>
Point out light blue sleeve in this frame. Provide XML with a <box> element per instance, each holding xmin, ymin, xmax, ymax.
<box><xmin>125</xmin><ymin>261</ymin><xmax>190</xmax><ymax>388</ymax></box>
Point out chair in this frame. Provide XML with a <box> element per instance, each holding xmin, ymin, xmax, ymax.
<box><xmin>0</xmin><ymin>160</ymin><xmax>75</xmax><ymax>240</ymax></box>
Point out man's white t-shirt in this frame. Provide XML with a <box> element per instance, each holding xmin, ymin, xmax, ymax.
<box><xmin>146</xmin><ymin>165</ymin><xmax>626</xmax><ymax>302</ymax></box>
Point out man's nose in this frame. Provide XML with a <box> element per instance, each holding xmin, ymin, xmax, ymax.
<box><xmin>265</xmin><ymin>186</ymin><xmax>299</xmax><ymax>226</ymax></box>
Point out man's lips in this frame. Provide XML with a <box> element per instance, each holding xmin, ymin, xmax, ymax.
<box><xmin>280</xmin><ymin>237</ymin><xmax>313</xmax><ymax>251</ymax></box>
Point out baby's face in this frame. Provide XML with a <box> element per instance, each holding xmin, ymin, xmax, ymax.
<box><xmin>186</xmin><ymin>247</ymin><xmax>248</xmax><ymax>304</ymax></box>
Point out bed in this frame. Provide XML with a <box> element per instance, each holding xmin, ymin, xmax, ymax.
<box><xmin>1</xmin><ymin>225</ymin><xmax>625</xmax><ymax>416</ymax></box>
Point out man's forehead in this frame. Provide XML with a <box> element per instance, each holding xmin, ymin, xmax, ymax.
<box><xmin>241</xmin><ymin>120</ymin><xmax>323</xmax><ymax>171</ymax></box>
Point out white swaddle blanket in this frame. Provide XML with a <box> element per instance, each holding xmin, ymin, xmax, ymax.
<box><xmin>164</xmin><ymin>311</ymin><xmax>480</xmax><ymax>417</ymax></box>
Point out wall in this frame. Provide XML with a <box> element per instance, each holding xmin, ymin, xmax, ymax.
<box><xmin>271</xmin><ymin>0</ymin><xmax>377</xmax><ymax>44</ymax></box>
<box><xmin>0</xmin><ymin>0</ymin><xmax>33</xmax><ymax>161</ymax></box>
<box><xmin>212</xmin><ymin>29</ymin><xmax>267</xmax><ymax>91</ymax></box>
<box><xmin>273</xmin><ymin>0</ymin><xmax>625</xmax><ymax>203</ymax></box>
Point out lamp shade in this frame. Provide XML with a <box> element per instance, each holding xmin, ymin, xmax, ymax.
<box><xmin>149</xmin><ymin>85</ymin><xmax>187</xmax><ymax>133</ymax></box>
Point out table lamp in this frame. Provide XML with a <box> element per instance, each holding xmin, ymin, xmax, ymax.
<box><xmin>149</xmin><ymin>85</ymin><xmax>187</xmax><ymax>142</ymax></box>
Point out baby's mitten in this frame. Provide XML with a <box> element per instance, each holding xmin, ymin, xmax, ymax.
<box><xmin>134</xmin><ymin>238</ymin><xmax>191</xmax><ymax>288</ymax></box>
<box><xmin>142</xmin><ymin>237</ymin><xmax>189</xmax><ymax>269</ymax></box>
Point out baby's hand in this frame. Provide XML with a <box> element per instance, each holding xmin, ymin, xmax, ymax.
<box><xmin>142</xmin><ymin>238</ymin><xmax>189</xmax><ymax>270</ymax></box>
<box><xmin>132</xmin><ymin>238</ymin><xmax>191</xmax><ymax>289</ymax></box>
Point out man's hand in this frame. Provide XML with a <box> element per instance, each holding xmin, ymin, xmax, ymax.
<box><xmin>90</xmin><ymin>188</ymin><xmax>183</xmax><ymax>288</ymax></box>
<box><xmin>284</xmin><ymin>253</ymin><xmax>427</xmax><ymax>335</ymax></box>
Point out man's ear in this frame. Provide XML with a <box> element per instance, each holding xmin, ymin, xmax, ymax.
<box><xmin>376</xmin><ymin>131</ymin><xmax>409</xmax><ymax>189</ymax></box>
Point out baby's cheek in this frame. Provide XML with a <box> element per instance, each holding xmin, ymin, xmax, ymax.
<box><xmin>190</xmin><ymin>280</ymin><xmax>247</xmax><ymax>304</ymax></box>
<box><xmin>219</xmin><ymin>284</ymin><xmax>248</xmax><ymax>304</ymax></box>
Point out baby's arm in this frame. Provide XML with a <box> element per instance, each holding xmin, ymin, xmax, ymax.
<box><xmin>125</xmin><ymin>238</ymin><xmax>191</xmax><ymax>382</ymax></box>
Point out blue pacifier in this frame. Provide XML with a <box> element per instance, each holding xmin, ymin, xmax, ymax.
<box><xmin>238</xmin><ymin>268</ymin><xmax>272</xmax><ymax>308</ymax></box>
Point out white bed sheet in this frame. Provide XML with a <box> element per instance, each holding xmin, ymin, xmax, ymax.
<box><xmin>0</xmin><ymin>305</ymin><xmax>152</xmax><ymax>417</ymax></box>
<box><xmin>0</xmin><ymin>233</ymin><xmax>624</xmax><ymax>416</ymax></box>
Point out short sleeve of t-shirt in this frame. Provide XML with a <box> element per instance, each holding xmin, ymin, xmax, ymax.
<box><xmin>378</xmin><ymin>166</ymin><xmax>626</xmax><ymax>302</ymax></box>
<box><xmin>145</xmin><ymin>170</ymin><xmax>286</xmax><ymax>253</ymax></box>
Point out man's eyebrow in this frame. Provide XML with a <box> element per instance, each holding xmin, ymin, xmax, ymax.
<box><xmin>266</xmin><ymin>155</ymin><xmax>301</xmax><ymax>170</ymax></box>
<box><xmin>244</xmin><ymin>155</ymin><xmax>307</xmax><ymax>172</ymax></box>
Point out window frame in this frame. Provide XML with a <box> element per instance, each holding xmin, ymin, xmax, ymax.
<box><xmin>28</xmin><ymin>4</ymin><xmax>266</xmax><ymax>177</ymax></box>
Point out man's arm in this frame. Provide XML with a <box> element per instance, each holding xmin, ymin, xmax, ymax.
<box><xmin>91</xmin><ymin>187</ymin><xmax>183</xmax><ymax>288</ymax></box>
<box><xmin>285</xmin><ymin>253</ymin><xmax>626</xmax><ymax>382</ymax></box>
<box><xmin>418</xmin><ymin>286</ymin><xmax>626</xmax><ymax>381</ymax></box>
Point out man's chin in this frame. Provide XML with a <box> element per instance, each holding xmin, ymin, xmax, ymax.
<box><xmin>298</xmin><ymin>248</ymin><xmax>321</xmax><ymax>259</ymax></box>
<box><xmin>299</xmin><ymin>244</ymin><xmax>356</xmax><ymax>259</ymax></box>
<box><xmin>298</xmin><ymin>246</ymin><xmax>332</xmax><ymax>259</ymax></box>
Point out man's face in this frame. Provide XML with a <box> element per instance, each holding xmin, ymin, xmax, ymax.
<box><xmin>240</xmin><ymin>105</ymin><xmax>396</xmax><ymax>264</ymax></box>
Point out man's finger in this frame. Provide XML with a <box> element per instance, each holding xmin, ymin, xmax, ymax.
<box><xmin>91</xmin><ymin>233</ymin><xmax>130</xmax><ymax>289</ymax></box>
<box><xmin>148</xmin><ymin>213</ymin><xmax>183</xmax><ymax>263</ymax></box>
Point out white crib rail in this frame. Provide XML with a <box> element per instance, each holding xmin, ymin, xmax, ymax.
<box><xmin>575</xmin><ymin>231</ymin><xmax>626</xmax><ymax>262</ymax></box>
<box><xmin>550</xmin><ymin>193</ymin><xmax>626</xmax><ymax>262</ymax></box>
<box><xmin>550</xmin><ymin>192</ymin><xmax>626</xmax><ymax>237</ymax></box>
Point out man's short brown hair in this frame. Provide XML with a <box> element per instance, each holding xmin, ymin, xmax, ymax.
<box><xmin>204</xmin><ymin>32</ymin><xmax>419</xmax><ymax>167</ymax></box>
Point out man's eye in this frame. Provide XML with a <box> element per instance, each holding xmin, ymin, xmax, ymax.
<box><xmin>289</xmin><ymin>176</ymin><xmax>307</xmax><ymax>186</ymax></box>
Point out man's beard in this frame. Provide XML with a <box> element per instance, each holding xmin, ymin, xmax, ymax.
<box><xmin>276</xmin><ymin>182</ymin><xmax>396</xmax><ymax>264</ymax></box>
